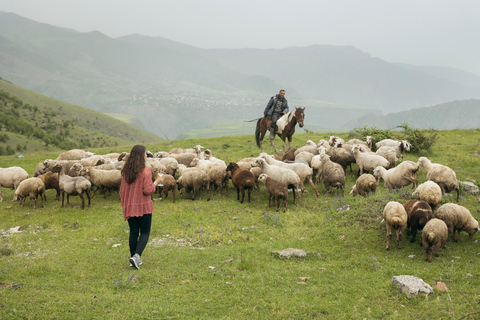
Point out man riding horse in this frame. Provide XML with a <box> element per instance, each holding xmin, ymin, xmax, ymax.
<box><xmin>263</xmin><ymin>89</ymin><xmax>289</xmax><ymax>140</ymax></box>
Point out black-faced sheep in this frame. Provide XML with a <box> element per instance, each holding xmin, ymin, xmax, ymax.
<box><xmin>226</xmin><ymin>162</ymin><xmax>255</xmax><ymax>203</ymax></box>
<box><xmin>421</xmin><ymin>218</ymin><xmax>448</xmax><ymax>263</ymax></box>
<box><xmin>383</xmin><ymin>201</ymin><xmax>408</xmax><ymax>250</ymax></box>
<box><xmin>373</xmin><ymin>160</ymin><xmax>419</xmax><ymax>192</ymax></box>
<box><xmin>403</xmin><ymin>199</ymin><xmax>432</xmax><ymax>244</ymax></box>
<box><xmin>0</xmin><ymin>166</ymin><xmax>29</xmax><ymax>202</ymax></box>
<box><xmin>52</xmin><ymin>164</ymin><xmax>91</xmax><ymax>209</ymax></box>
<box><xmin>14</xmin><ymin>177</ymin><xmax>46</xmax><ymax>209</ymax></box>
<box><xmin>258</xmin><ymin>173</ymin><xmax>288</xmax><ymax>212</ymax></box>
<box><xmin>350</xmin><ymin>174</ymin><xmax>376</xmax><ymax>197</ymax></box>
<box><xmin>375</xmin><ymin>139</ymin><xmax>411</xmax><ymax>159</ymax></box>
<box><xmin>417</xmin><ymin>157</ymin><xmax>459</xmax><ymax>201</ymax></box>
<box><xmin>319</xmin><ymin>154</ymin><xmax>345</xmax><ymax>196</ymax></box>
<box><xmin>412</xmin><ymin>180</ymin><xmax>443</xmax><ymax>210</ymax></box>
<box><xmin>435</xmin><ymin>203</ymin><xmax>479</xmax><ymax>242</ymax></box>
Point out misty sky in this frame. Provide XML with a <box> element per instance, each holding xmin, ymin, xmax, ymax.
<box><xmin>2</xmin><ymin>0</ymin><xmax>479</xmax><ymax>76</ymax></box>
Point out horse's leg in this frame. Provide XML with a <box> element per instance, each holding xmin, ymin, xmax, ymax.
<box><xmin>287</xmin><ymin>136</ymin><xmax>293</xmax><ymax>153</ymax></box>
<box><xmin>281</xmin><ymin>137</ymin><xmax>287</xmax><ymax>156</ymax></box>
<box><xmin>269</xmin><ymin>130</ymin><xmax>279</xmax><ymax>156</ymax></box>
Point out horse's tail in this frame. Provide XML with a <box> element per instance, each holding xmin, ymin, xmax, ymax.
<box><xmin>255</xmin><ymin>118</ymin><xmax>262</xmax><ymax>148</ymax></box>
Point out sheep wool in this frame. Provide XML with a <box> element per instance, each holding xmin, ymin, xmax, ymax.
<box><xmin>435</xmin><ymin>203</ymin><xmax>479</xmax><ymax>242</ymax></box>
<box><xmin>383</xmin><ymin>201</ymin><xmax>408</xmax><ymax>250</ymax></box>
<box><xmin>421</xmin><ymin>218</ymin><xmax>448</xmax><ymax>263</ymax></box>
<box><xmin>350</xmin><ymin>174</ymin><xmax>376</xmax><ymax>197</ymax></box>
<box><xmin>14</xmin><ymin>177</ymin><xmax>46</xmax><ymax>209</ymax></box>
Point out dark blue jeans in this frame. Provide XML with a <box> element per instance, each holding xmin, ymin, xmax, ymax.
<box><xmin>270</xmin><ymin>113</ymin><xmax>282</xmax><ymax>130</ymax></box>
<box><xmin>127</xmin><ymin>214</ymin><xmax>152</xmax><ymax>257</ymax></box>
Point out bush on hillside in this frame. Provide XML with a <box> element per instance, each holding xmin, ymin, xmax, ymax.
<box><xmin>349</xmin><ymin>123</ymin><xmax>437</xmax><ymax>154</ymax></box>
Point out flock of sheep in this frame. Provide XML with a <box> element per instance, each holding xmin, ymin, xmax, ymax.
<box><xmin>0</xmin><ymin>135</ymin><xmax>478</xmax><ymax>262</ymax></box>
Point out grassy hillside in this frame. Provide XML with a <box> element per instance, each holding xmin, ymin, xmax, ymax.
<box><xmin>1</xmin><ymin>129</ymin><xmax>479</xmax><ymax>318</ymax></box>
<box><xmin>0</xmin><ymin>78</ymin><xmax>161</xmax><ymax>154</ymax></box>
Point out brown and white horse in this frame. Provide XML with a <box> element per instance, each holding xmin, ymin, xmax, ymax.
<box><xmin>255</xmin><ymin>107</ymin><xmax>305</xmax><ymax>156</ymax></box>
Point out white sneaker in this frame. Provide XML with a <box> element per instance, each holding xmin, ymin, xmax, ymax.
<box><xmin>129</xmin><ymin>254</ymin><xmax>142</xmax><ymax>269</ymax></box>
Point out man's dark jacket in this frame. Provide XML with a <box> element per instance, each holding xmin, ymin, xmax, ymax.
<box><xmin>263</xmin><ymin>94</ymin><xmax>289</xmax><ymax>118</ymax></box>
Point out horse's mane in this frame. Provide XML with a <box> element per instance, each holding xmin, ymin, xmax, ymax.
<box><xmin>285</xmin><ymin>110</ymin><xmax>296</xmax><ymax>123</ymax></box>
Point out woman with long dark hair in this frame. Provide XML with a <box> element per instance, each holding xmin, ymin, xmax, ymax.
<box><xmin>120</xmin><ymin>145</ymin><xmax>162</xmax><ymax>269</ymax></box>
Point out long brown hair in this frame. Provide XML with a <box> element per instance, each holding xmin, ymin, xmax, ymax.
<box><xmin>121</xmin><ymin>145</ymin><xmax>146</xmax><ymax>184</ymax></box>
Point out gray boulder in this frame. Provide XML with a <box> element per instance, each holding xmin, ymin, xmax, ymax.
<box><xmin>271</xmin><ymin>248</ymin><xmax>307</xmax><ymax>259</ymax></box>
<box><xmin>392</xmin><ymin>275</ymin><xmax>433</xmax><ymax>298</ymax></box>
<box><xmin>459</xmin><ymin>181</ymin><xmax>479</xmax><ymax>196</ymax></box>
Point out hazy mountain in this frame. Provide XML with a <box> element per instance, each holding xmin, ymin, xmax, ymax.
<box><xmin>1</xmin><ymin>11</ymin><xmax>480</xmax><ymax>139</ymax></box>
<box><xmin>343</xmin><ymin>99</ymin><xmax>480</xmax><ymax>130</ymax></box>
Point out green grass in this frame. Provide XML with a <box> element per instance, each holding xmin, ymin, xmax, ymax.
<box><xmin>1</xmin><ymin>130</ymin><xmax>480</xmax><ymax>319</ymax></box>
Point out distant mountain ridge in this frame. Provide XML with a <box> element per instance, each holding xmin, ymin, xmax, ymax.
<box><xmin>1</xmin><ymin>11</ymin><xmax>480</xmax><ymax>138</ymax></box>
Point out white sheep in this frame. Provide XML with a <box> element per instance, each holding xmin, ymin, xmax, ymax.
<box><xmin>417</xmin><ymin>156</ymin><xmax>459</xmax><ymax>201</ymax></box>
<box><xmin>259</xmin><ymin>153</ymin><xmax>320</xmax><ymax>198</ymax></box>
<box><xmin>435</xmin><ymin>203</ymin><xmax>479</xmax><ymax>242</ymax></box>
<box><xmin>352</xmin><ymin>145</ymin><xmax>389</xmax><ymax>176</ymax></box>
<box><xmin>422</xmin><ymin>218</ymin><xmax>448</xmax><ymax>263</ymax></box>
<box><xmin>383</xmin><ymin>201</ymin><xmax>408</xmax><ymax>250</ymax></box>
<box><xmin>251</xmin><ymin>158</ymin><xmax>301</xmax><ymax>204</ymax></box>
<box><xmin>375</xmin><ymin>139</ymin><xmax>411</xmax><ymax>160</ymax></box>
<box><xmin>373</xmin><ymin>160</ymin><xmax>419</xmax><ymax>192</ymax></box>
<box><xmin>0</xmin><ymin>166</ymin><xmax>29</xmax><ymax>202</ymax></box>
<box><xmin>329</xmin><ymin>136</ymin><xmax>345</xmax><ymax>148</ymax></box>
<box><xmin>350</xmin><ymin>174</ymin><xmax>377</xmax><ymax>197</ymax></box>
<box><xmin>190</xmin><ymin>158</ymin><xmax>228</xmax><ymax>195</ymax></box>
<box><xmin>375</xmin><ymin>146</ymin><xmax>398</xmax><ymax>168</ymax></box>
<box><xmin>56</xmin><ymin>149</ymin><xmax>89</xmax><ymax>160</ymax></box>
<box><xmin>319</xmin><ymin>154</ymin><xmax>345</xmax><ymax>196</ymax></box>
<box><xmin>52</xmin><ymin>164</ymin><xmax>92</xmax><ymax>209</ymax></box>
<box><xmin>169</xmin><ymin>144</ymin><xmax>204</xmax><ymax>155</ymax></box>
<box><xmin>293</xmin><ymin>140</ymin><xmax>319</xmax><ymax>157</ymax></box>
<box><xmin>294</xmin><ymin>151</ymin><xmax>314</xmax><ymax>166</ymax></box>
<box><xmin>79</xmin><ymin>166</ymin><xmax>122</xmax><ymax>198</ymax></box>
<box><xmin>14</xmin><ymin>177</ymin><xmax>46</xmax><ymax>209</ymax></box>
<box><xmin>176</xmin><ymin>168</ymin><xmax>210</xmax><ymax>201</ymax></box>
<box><xmin>412</xmin><ymin>181</ymin><xmax>443</xmax><ymax>210</ymax></box>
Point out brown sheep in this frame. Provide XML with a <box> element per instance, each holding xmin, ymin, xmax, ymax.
<box><xmin>404</xmin><ymin>199</ymin><xmax>432</xmax><ymax>244</ymax></box>
<box><xmin>258</xmin><ymin>173</ymin><xmax>288</xmax><ymax>212</ymax></box>
<box><xmin>350</xmin><ymin>174</ymin><xmax>376</xmax><ymax>197</ymax></box>
<box><xmin>36</xmin><ymin>171</ymin><xmax>60</xmax><ymax>201</ymax></box>
<box><xmin>226</xmin><ymin>162</ymin><xmax>255</xmax><ymax>203</ymax></box>
<box><xmin>152</xmin><ymin>168</ymin><xmax>176</xmax><ymax>202</ymax></box>
<box><xmin>422</xmin><ymin>218</ymin><xmax>448</xmax><ymax>263</ymax></box>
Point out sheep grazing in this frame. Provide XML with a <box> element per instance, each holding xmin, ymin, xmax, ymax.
<box><xmin>347</xmin><ymin>136</ymin><xmax>374</xmax><ymax>150</ymax></box>
<box><xmin>52</xmin><ymin>164</ymin><xmax>91</xmax><ymax>209</ymax></box>
<box><xmin>319</xmin><ymin>154</ymin><xmax>345</xmax><ymax>196</ymax></box>
<box><xmin>422</xmin><ymin>218</ymin><xmax>448</xmax><ymax>263</ymax></box>
<box><xmin>226</xmin><ymin>162</ymin><xmax>255</xmax><ymax>203</ymax></box>
<box><xmin>251</xmin><ymin>158</ymin><xmax>300</xmax><ymax>204</ymax></box>
<box><xmin>435</xmin><ymin>203</ymin><xmax>479</xmax><ymax>242</ymax></box>
<box><xmin>293</xmin><ymin>140</ymin><xmax>318</xmax><ymax>157</ymax></box>
<box><xmin>79</xmin><ymin>166</ymin><xmax>122</xmax><ymax>198</ymax></box>
<box><xmin>258</xmin><ymin>173</ymin><xmax>288</xmax><ymax>212</ymax></box>
<box><xmin>281</xmin><ymin>148</ymin><xmax>297</xmax><ymax>162</ymax></box>
<box><xmin>417</xmin><ymin>157</ymin><xmax>459</xmax><ymax>202</ymax></box>
<box><xmin>352</xmin><ymin>145</ymin><xmax>389</xmax><ymax>176</ymax></box>
<box><xmin>190</xmin><ymin>158</ymin><xmax>228</xmax><ymax>195</ymax></box>
<box><xmin>372</xmin><ymin>160</ymin><xmax>419</xmax><ymax>192</ymax></box>
<box><xmin>176</xmin><ymin>168</ymin><xmax>210</xmax><ymax>201</ymax></box>
<box><xmin>36</xmin><ymin>171</ymin><xmax>60</xmax><ymax>201</ymax></box>
<box><xmin>14</xmin><ymin>177</ymin><xmax>46</xmax><ymax>209</ymax></box>
<box><xmin>383</xmin><ymin>201</ymin><xmax>408</xmax><ymax>250</ymax></box>
<box><xmin>152</xmin><ymin>168</ymin><xmax>176</xmax><ymax>202</ymax></box>
<box><xmin>375</xmin><ymin>146</ymin><xmax>398</xmax><ymax>168</ymax></box>
<box><xmin>403</xmin><ymin>199</ymin><xmax>432</xmax><ymax>244</ymax></box>
<box><xmin>325</xmin><ymin>145</ymin><xmax>355</xmax><ymax>172</ymax></box>
<box><xmin>258</xmin><ymin>153</ymin><xmax>320</xmax><ymax>198</ymax></box>
<box><xmin>0</xmin><ymin>166</ymin><xmax>29</xmax><ymax>202</ymax></box>
<box><xmin>375</xmin><ymin>139</ymin><xmax>411</xmax><ymax>160</ymax></box>
<box><xmin>412</xmin><ymin>181</ymin><xmax>443</xmax><ymax>210</ymax></box>
<box><xmin>350</xmin><ymin>174</ymin><xmax>376</xmax><ymax>197</ymax></box>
